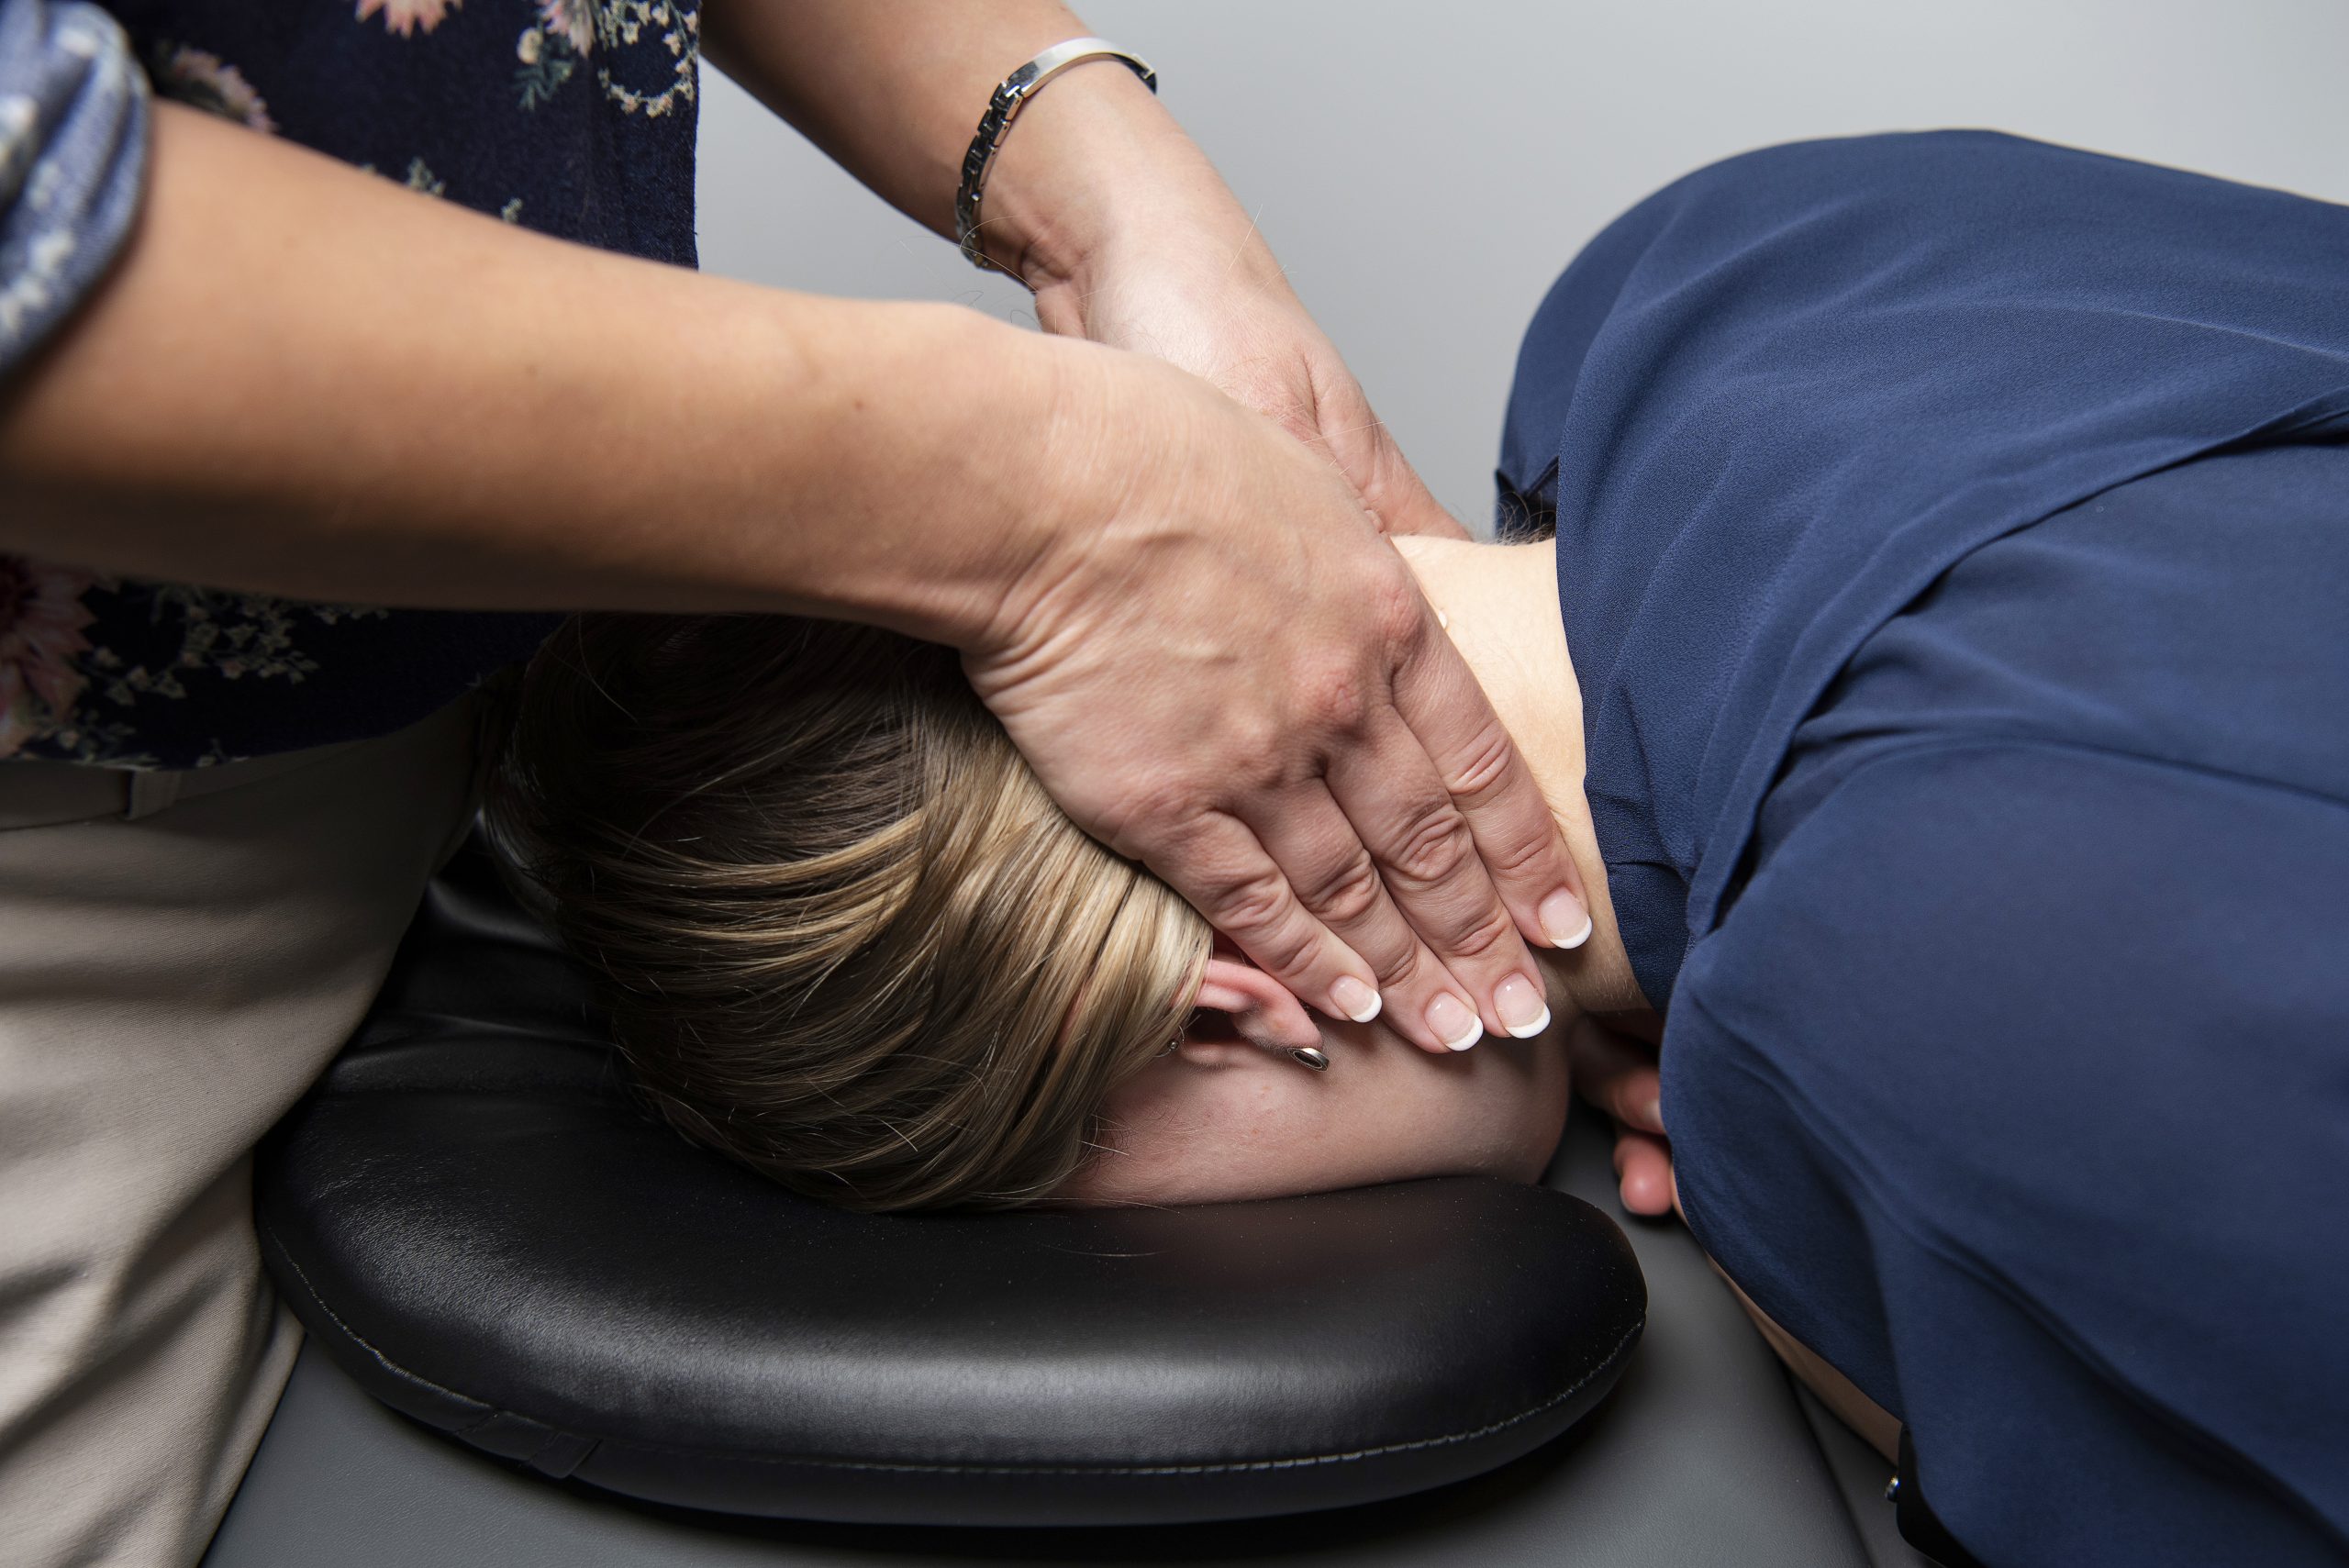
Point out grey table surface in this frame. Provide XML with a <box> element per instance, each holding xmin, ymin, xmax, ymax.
<box><xmin>204</xmin><ymin>1118</ymin><xmax>1932</xmax><ymax>1568</ymax></box>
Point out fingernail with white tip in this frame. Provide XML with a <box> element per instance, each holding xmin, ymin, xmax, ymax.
<box><xmin>1427</xmin><ymin>993</ymin><xmax>1483</xmax><ymax>1051</ymax></box>
<box><xmin>1540</xmin><ymin>888</ymin><xmax>1593</xmax><ymax>950</ymax></box>
<box><xmin>1330</xmin><ymin>975</ymin><xmax>1383</xmax><ymax>1025</ymax></box>
<box><xmin>1495</xmin><ymin>973</ymin><xmax>1552</xmax><ymax>1039</ymax></box>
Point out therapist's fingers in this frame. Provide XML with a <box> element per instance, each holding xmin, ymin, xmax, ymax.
<box><xmin>1142</xmin><ymin>805</ymin><xmax>1387</xmax><ymax>1039</ymax></box>
<box><xmin>1385</xmin><ymin>606</ymin><xmax>1595</xmax><ymax>959</ymax></box>
<box><xmin>1208</xmin><ymin>562</ymin><xmax>1582</xmax><ymax>1051</ymax></box>
<box><xmin>1307</xmin><ymin>375</ymin><xmax>1472</xmax><ymax>543</ymax></box>
<box><xmin>1236</xmin><ymin>773</ymin><xmax>1491</xmax><ymax>1052</ymax></box>
<box><xmin>1312</xmin><ymin>708</ymin><xmax>1544</xmax><ymax>1051</ymax></box>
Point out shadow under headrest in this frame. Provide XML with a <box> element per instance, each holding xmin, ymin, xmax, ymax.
<box><xmin>255</xmin><ymin>841</ymin><xmax>1645</xmax><ymax>1528</ymax></box>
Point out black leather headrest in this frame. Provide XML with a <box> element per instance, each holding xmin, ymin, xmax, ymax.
<box><xmin>255</xmin><ymin>840</ymin><xmax>1644</xmax><ymax>1527</ymax></box>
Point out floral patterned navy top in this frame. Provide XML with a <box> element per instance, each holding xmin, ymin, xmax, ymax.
<box><xmin>0</xmin><ymin>0</ymin><xmax>699</xmax><ymax>766</ymax></box>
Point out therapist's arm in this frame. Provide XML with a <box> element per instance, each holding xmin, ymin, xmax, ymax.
<box><xmin>0</xmin><ymin>101</ymin><xmax>1588</xmax><ymax>1052</ymax></box>
<box><xmin>0</xmin><ymin>104</ymin><xmax>1052</xmax><ymax>625</ymax></box>
<box><xmin>699</xmin><ymin>1</ymin><xmax>1466</xmax><ymax>545</ymax></box>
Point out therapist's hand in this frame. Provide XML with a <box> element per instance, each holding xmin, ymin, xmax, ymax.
<box><xmin>994</xmin><ymin>74</ymin><xmax>1466</xmax><ymax>546</ymax></box>
<box><xmin>1030</xmin><ymin>229</ymin><xmax>1467</xmax><ymax>545</ymax></box>
<box><xmin>961</xmin><ymin>342</ymin><xmax>1590</xmax><ymax>1054</ymax></box>
<box><xmin>695</xmin><ymin>17</ymin><xmax>1581</xmax><ymax>1045</ymax></box>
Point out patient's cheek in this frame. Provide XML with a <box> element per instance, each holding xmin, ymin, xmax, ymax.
<box><xmin>1483</xmin><ymin>1037</ymin><xmax>1574</xmax><ymax>1182</ymax></box>
<box><xmin>1346</xmin><ymin>1028</ymin><xmax>1572</xmax><ymax>1187</ymax></box>
<box><xmin>1072</xmin><ymin>1031</ymin><xmax>1571</xmax><ymax>1207</ymax></box>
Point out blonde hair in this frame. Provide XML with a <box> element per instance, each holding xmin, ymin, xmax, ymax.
<box><xmin>488</xmin><ymin>614</ymin><xmax>1212</xmax><ymax>1211</ymax></box>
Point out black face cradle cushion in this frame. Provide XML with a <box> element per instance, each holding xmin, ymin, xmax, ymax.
<box><xmin>255</xmin><ymin>840</ymin><xmax>1646</xmax><ymax>1529</ymax></box>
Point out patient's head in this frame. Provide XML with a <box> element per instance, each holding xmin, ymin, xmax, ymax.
<box><xmin>492</xmin><ymin>614</ymin><xmax>1568</xmax><ymax>1213</ymax></box>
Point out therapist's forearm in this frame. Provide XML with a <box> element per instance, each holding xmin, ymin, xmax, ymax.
<box><xmin>701</xmin><ymin>0</ymin><xmax>1084</xmax><ymax>236</ymax></box>
<box><xmin>0</xmin><ymin>100</ymin><xmax>1098</xmax><ymax>637</ymax></box>
<box><xmin>700</xmin><ymin>0</ymin><xmax>1235</xmax><ymax>290</ymax></box>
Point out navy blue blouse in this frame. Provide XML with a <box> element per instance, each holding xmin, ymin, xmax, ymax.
<box><xmin>1500</xmin><ymin>133</ymin><xmax>2349</xmax><ymax>1567</ymax></box>
<box><xmin>1</xmin><ymin>0</ymin><xmax>700</xmax><ymax>766</ymax></box>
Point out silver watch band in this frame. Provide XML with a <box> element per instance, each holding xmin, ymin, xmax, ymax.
<box><xmin>954</xmin><ymin>37</ymin><xmax>1159</xmax><ymax>276</ymax></box>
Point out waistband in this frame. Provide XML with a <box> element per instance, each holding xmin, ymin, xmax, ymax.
<box><xmin>0</xmin><ymin>695</ymin><xmax>491</xmax><ymax>831</ymax></box>
<box><xmin>0</xmin><ymin>741</ymin><xmax>372</xmax><ymax>830</ymax></box>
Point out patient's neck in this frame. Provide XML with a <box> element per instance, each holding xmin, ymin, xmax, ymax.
<box><xmin>1392</xmin><ymin>534</ymin><xmax>1648</xmax><ymax>1016</ymax></box>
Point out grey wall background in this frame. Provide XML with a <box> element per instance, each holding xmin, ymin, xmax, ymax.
<box><xmin>696</xmin><ymin>1</ymin><xmax>2349</xmax><ymax>533</ymax></box>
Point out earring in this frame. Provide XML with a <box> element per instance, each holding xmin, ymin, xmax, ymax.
<box><xmin>1290</xmin><ymin>1047</ymin><xmax>1330</xmax><ymax>1072</ymax></box>
<box><xmin>1160</xmin><ymin>1038</ymin><xmax>1181</xmax><ymax>1057</ymax></box>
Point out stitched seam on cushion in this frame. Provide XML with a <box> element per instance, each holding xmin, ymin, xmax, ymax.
<box><xmin>269</xmin><ymin>1225</ymin><xmax>609</xmax><ymax>1474</ymax></box>
<box><xmin>258</xmin><ymin>1217</ymin><xmax>503</xmax><ymax>1418</ymax></box>
<box><xmin>267</xmin><ymin>1225</ymin><xmax>600</xmax><ymax>1470</ymax></box>
<box><xmin>260</xmin><ymin>1212</ymin><xmax>1641</xmax><ymax>1479</ymax></box>
<box><xmin>591</xmin><ymin>1318</ymin><xmax>1644</xmax><ymax>1477</ymax></box>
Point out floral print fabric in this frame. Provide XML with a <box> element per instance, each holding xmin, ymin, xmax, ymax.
<box><xmin>0</xmin><ymin>0</ymin><xmax>701</xmax><ymax>765</ymax></box>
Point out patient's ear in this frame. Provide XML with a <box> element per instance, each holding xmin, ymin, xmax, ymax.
<box><xmin>1194</xmin><ymin>945</ymin><xmax>1324</xmax><ymax>1054</ymax></box>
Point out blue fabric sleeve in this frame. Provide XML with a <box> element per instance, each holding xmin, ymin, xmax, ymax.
<box><xmin>0</xmin><ymin>0</ymin><xmax>147</xmax><ymax>379</ymax></box>
<box><xmin>1665</xmin><ymin>740</ymin><xmax>2349</xmax><ymax>1568</ymax></box>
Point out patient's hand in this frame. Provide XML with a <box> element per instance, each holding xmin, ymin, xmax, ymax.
<box><xmin>1567</xmin><ymin>1014</ymin><xmax>1678</xmax><ymax>1218</ymax></box>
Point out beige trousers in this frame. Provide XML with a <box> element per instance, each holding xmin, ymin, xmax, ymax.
<box><xmin>0</xmin><ymin>699</ymin><xmax>482</xmax><ymax>1567</ymax></box>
